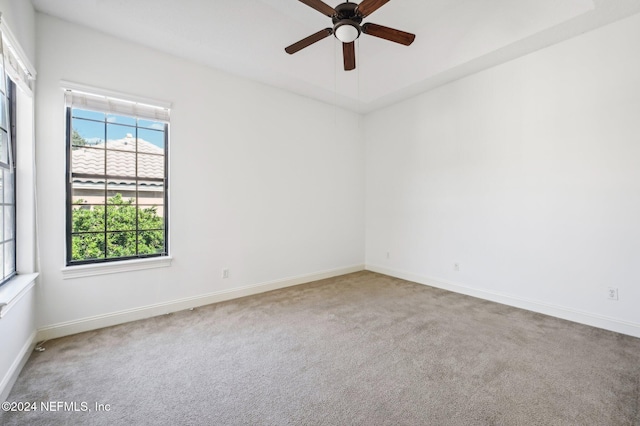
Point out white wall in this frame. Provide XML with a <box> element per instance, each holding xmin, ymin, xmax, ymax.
<box><xmin>35</xmin><ymin>14</ymin><xmax>365</xmax><ymax>336</ymax></box>
<box><xmin>365</xmin><ymin>13</ymin><xmax>640</xmax><ymax>337</ymax></box>
<box><xmin>0</xmin><ymin>280</ymin><xmax>36</xmax><ymax>401</ymax></box>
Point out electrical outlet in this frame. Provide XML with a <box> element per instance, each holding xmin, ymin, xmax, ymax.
<box><xmin>607</xmin><ymin>287</ymin><xmax>618</xmax><ymax>301</ymax></box>
<box><xmin>454</xmin><ymin>263</ymin><xmax>460</xmax><ymax>272</ymax></box>
<box><xmin>222</xmin><ymin>269</ymin><xmax>230</xmax><ymax>279</ymax></box>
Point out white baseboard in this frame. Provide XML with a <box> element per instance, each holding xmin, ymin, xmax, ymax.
<box><xmin>37</xmin><ymin>264</ymin><xmax>365</xmax><ymax>341</ymax></box>
<box><xmin>366</xmin><ymin>264</ymin><xmax>640</xmax><ymax>339</ymax></box>
<box><xmin>1</xmin><ymin>330</ymin><xmax>37</xmax><ymax>402</ymax></box>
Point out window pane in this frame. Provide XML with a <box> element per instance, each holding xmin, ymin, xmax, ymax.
<box><xmin>72</xmin><ymin>109</ymin><xmax>105</xmax><ymax>121</ymax></box>
<box><xmin>106</xmin><ymin>150</ymin><xmax>136</xmax><ymax>177</ymax></box>
<box><xmin>0</xmin><ymin>206</ymin><xmax>3</xmax><ymax>242</ymax></box>
<box><xmin>106</xmin><ymin>123</ymin><xmax>136</xmax><ymax>151</ymax></box>
<box><xmin>3</xmin><ymin>168</ymin><xmax>14</xmax><ymax>204</ymax></box>
<box><xmin>0</xmin><ymin>241</ymin><xmax>4</xmax><ymax>279</ymax></box>
<box><xmin>107</xmin><ymin>231</ymin><xmax>136</xmax><ymax>258</ymax></box>
<box><xmin>72</xmin><ymin>233</ymin><xmax>106</xmax><ymax>261</ymax></box>
<box><xmin>72</xmin><ymin>205</ymin><xmax>104</xmax><ymax>233</ymax></box>
<box><xmin>72</xmin><ymin>181</ymin><xmax>105</xmax><ymax>205</ymax></box>
<box><xmin>0</xmin><ymin>97</ymin><xmax>7</xmax><ymax>131</ymax></box>
<box><xmin>0</xmin><ymin>63</ymin><xmax>5</xmax><ymax>94</ymax></box>
<box><xmin>138</xmin><ymin>128</ymin><xmax>164</xmax><ymax>150</ymax></box>
<box><xmin>72</xmin><ymin>118</ymin><xmax>104</xmax><ymax>147</ymax></box>
<box><xmin>4</xmin><ymin>240</ymin><xmax>15</xmax><ymax>277</ymax></box>
<box><xmin>0</xmin><ymin>131</ymin><xmax>8</xmax><ymax>164</ymax></box>
<box><xmin>138</xmin><ymin>230</ymin><xmax>165</xmax><ymax>255</ymax></box>
<box><xmin>107</xmin><ymin>204</ymin><xmax>136</xmax><ymax>231</ymax></box>
<box><xmin>71</xmin><ymin>146</ymin><xmax>105</xmax><ymax>175</ymax></box>
<box><xmin>4</xmin><ymin>205</ymin><xmax>14</xmax><ymax>240</ymax></box>
<box><xmin>138</xmin><ymin>119</ymin><xmax>164</xmax><ymax>130</ymax></box>
<box><xmin>138</xmin><ymin>180</ymin><xmax>164</xmax><ymax>204</ymax></box>
<box><xmin>106</xmin><ymin>180</ymin><xmax>137</xmax><ymax>205</ymax></box>
<box><xmin>138</xmin><ymin>154</ymin><xmax>164</xmax><ymax>179</ymax></box>
<box><xmin>107</xmin><ymin>113</ymin><xmax>136</xmax><ymax>127</ymax></box>
<box><xmin>138</xmin><ymin>205</ymin><xmax>164</xmax><ymax>230</ymax></box>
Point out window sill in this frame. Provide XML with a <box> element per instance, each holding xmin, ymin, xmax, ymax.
<box><xmin>61</xmin><ymin>256</ymin><xmax>172</xmax><ymax>280</ymax></box>
<box><xmin>0</xmin><ymin>273</ymin><xmax>39</xmax><ymax>319</ymax></box>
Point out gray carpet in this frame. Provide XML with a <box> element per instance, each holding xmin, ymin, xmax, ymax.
<box><xmin>2</xmin><ymin>271</ymin><xmax>639</xmax><ymax>425</ymax></box>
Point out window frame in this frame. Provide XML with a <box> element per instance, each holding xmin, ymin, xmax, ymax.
<box><xmin>0</xmin><ymin>77</ymin><xmax>17</xmax><ymax>287</ymax></box>
<box><xmin>65</xmin><ymin>106</ymin><xmax>169</xmax><ymax>266</ymax></box>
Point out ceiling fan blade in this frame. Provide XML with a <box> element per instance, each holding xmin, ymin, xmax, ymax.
<box><xmin>298</xmin><ymin>0</ymin><xmax>336</xmax><ymax>17</ymax></box>
<box><xmin>343</xmin><ymin>42</ymin><xmax>356</xmax><ymax>71</ymax></box>
<box><xmin>362</xmin><ymin>23</ymin><xmax>415</xmax><ymax>46</ymax></box>
<box><xmin>356</xmin><ymin>0</ymin><xmax>391</xmax><ymax>17</ymax></box>
<box><xmin>285</xmin><ymin>28</ymin><xmax>333</xmax><ymax>54</ymax></box>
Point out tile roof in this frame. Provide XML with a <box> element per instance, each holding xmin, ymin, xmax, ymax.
<box><xmin>72</xmin><ymin>136</ymin><xmax>164</xmax><ymax>182</ymax></box>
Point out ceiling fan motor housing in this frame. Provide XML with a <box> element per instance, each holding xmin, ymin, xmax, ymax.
<box><xmin>333</xmin><ymin>2</ymin><xmax>363</xmax><ymax>42</ymax></box>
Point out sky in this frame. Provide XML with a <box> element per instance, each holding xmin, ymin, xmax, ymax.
<box><xmin>72</xmin><ymin>108</ymin><xmax>166</xmax><ymax>148</ymax></box>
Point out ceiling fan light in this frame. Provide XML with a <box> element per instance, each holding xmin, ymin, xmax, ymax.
<box><xmin>334</xmin><ymin>21</ymin><xmax>360</xmax><ymax>43</ymax></box>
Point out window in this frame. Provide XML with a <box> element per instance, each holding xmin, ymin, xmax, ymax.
<box><xmin>0</xmin><ymin>76</ymin><xmax>16</xmax><ymax>285</ymax></box>
<box><xmin>0</xmin><ymin>18</ymin><xmax>37</xmax><ymax>289</ymax></box>
<box><xmin>65</xmin><ymin>88</ymin><xmax>170</xmax><ymax>265</ymax></box>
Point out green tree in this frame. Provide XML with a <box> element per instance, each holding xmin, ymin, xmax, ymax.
<box><xmin>72</xmin><ymin>193</ymin><xmax>164</xmax><ymax>260</ymax></box>
<box><xmin>71</xmin><ymin>128</ymin><xmax>87</xmax><ymax>147</ymax></box>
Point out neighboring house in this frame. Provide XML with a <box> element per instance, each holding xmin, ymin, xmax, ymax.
<box><xmin>72</xmin><ymin>134</ymin><xmax>165</xmax><ymax>215</ymax></box>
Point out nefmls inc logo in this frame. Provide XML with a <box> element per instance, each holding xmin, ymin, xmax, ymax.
<box><xmin>41</xmin><ymin>401</ymin><xmax>90</xmax><ymax>412</ymax></box>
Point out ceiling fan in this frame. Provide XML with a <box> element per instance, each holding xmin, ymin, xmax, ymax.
<box><xmin>285</xmin><ymin>0</ymin><xmax>415</xmax><ymax>71</ymax></box>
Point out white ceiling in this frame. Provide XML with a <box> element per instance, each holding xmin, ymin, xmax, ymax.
<box><xmin>31</xmin><ymin>0</ymin><xmax>640</xmax><ymax>113</ymax></box>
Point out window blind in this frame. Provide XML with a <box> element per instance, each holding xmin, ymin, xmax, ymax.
<box><xmin>63</xmin><ymin>83</ymin><xmax>171</xmax><ymax>123</ymax></box>
<box><xmin>0</xmin><ymin>14</ymin><xmax>36</xmax><ymax>94</ymax></box>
